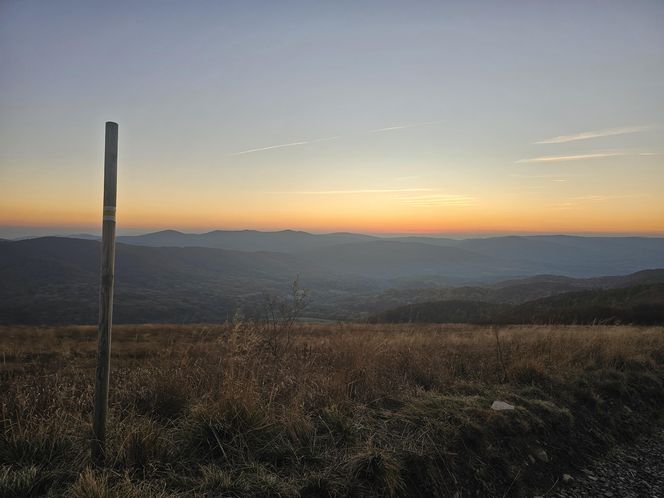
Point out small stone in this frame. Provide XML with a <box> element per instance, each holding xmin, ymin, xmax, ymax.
<box><xmin>491</xmin><ymin>400</ymin><xmax>515</xmax><ymax>411</ymax></box>
<box><xmin>535</xmin><ymin>449</ymin><xmax>549</xmax><ymax>462</ymax></box>
<box><xmin>563</xmin><ymin>473</ymin><xmax>573</xmax><ymax>483</ymax></box>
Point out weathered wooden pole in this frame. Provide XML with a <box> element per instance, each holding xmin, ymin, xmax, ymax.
<box><xmin>92</xmin><ymin>121</ymin><xmax>118</xmax><ymax>463</ymax></box>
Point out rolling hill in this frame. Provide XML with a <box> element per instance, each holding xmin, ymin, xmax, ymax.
<box><xmin>371</xmin><ymin>283</ymin><xmax>664</xmax><ymax>325</ymax></box>
<box><xmin>324</xmin><ymin>269</ymin><xmax>664</xmax><ymax>319</ymax></box>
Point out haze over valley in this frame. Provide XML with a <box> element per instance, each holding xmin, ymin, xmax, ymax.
<box><xmin>3</xmin><ymin>230</ymin><xmax>663</xmax><ymax>324</ymax></box>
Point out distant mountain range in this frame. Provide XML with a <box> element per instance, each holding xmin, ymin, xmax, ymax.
<box><xmin>50</xmin><ymin>229</ymin><xmax>664</xmax><ymax>278</ymax></box>
<box><xmin>105</xmin><ymin>230</ymin><xmax>664</xmax><ymax>272</ymax></box>
<box><xmin>1</xmin><ymin>231</ymin><xmax>664</xmax><ymax>324</ymax></box>
<box><xmin>116</xmin><ymin>229</ymin><xmax>377</xmax><ymax>253</ymax></box>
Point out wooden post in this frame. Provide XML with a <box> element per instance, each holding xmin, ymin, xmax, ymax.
<box><xmin>92</xmin><ymin>121</ymin><xmax>118</xmax><ymax>463</ymax></box>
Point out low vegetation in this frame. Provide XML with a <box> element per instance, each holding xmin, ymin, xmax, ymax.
<box><xmin>1</xmin><ymin>323</ymin><xmax>664</xmax><ymax>496</ymax></box>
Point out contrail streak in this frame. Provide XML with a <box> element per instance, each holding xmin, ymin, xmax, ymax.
<box><xmin>516</xmin><ymin>152</ymin><xmax>626</xmax><ymax>163</ymax></box>
<box><xmin>535</xmin><ymin>125</ymin><xmax>650</xmax><ymax>144</ymax></box>
<box><xmin>370</xmin><ymin>120</ymin><xmax>442</xmax><ymax>133</ymax></box>
<box><xmin>231</xmin><ymin>136</ymin><xmax>340</xmax><ymax>155</ymax></box>
<box><xmin>231</xmin><ymin>141</ymin><xmax>309</xmax><ymax>155</ymax></box>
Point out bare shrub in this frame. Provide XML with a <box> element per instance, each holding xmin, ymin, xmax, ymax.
<box><xmin>259</xmin><ymin>276</ymin><xmax>311</xmax><ymax>358</ymax></box>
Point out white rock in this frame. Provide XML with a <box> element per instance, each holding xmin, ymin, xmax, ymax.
<box><xmin>491</xmin><ymin>400</ymin><xmax>515</xmax><ymax>411</ymax></box>
<box><xmin>562</xmin><ymin>473</ymin><xmax>573</xmax><ymax>482</ymax></box>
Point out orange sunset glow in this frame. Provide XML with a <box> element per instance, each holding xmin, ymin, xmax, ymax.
<box><xmin>2</xmin><ymin>180</ymin><xmax>663</xmax><ymax>236</ymax></box>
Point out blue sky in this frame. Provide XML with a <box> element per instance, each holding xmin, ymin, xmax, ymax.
<box><xmin>1</xmin><ymin>0</ymin><xmax>663</xmax><ymax>236</ymax></box>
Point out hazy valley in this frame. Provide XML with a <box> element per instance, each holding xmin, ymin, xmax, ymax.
<box><xmin>2</xmin><ymin>230</ymin><xmax>664</xmax><ymax>325</ymax></box>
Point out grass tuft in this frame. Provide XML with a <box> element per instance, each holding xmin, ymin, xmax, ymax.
<box><xmin>345</xmin><ymin>447</ymin><xmax>405</xmax><ymax>497</ymax></box>
<box><xmin>0</xmin><ymin>465</ymin><xmax>52</xmax><ymax>498</ymax></box>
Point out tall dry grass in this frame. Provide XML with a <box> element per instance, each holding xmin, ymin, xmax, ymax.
<box><xmin>1</xmin><ymin>323</ymin><xmax>663</xmax><ymax>496</ymax></box>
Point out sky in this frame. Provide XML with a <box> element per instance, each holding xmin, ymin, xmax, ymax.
<box><xmin>1</xmin><ymin>0</ymin><xmax>663</xmax><ymax>237</ymax></box>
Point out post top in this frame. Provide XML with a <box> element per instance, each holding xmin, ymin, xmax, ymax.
<box><xmin>105</xmin><ymin>121</ymin><xmax>118</xmax><ymax>128</ymax></box>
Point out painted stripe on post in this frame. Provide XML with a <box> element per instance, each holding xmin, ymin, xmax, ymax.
<box><xmin>103</xmin><ymin>206</ymin><xmax>116</xmax><ymax>221</ymax></box>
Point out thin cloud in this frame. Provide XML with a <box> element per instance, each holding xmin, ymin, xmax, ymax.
<box><xmin>231</xmin><ymin>119</ymin><xmax>444</xmax><ymax>155</ymax></box>
<box><xmin>510</xmin><ymin>173</ymin><xmax>588</xmax><ymax>178</ymax></box>
<box><xmin>231</xmin><ymin>136</ymin><xmax>339</xmax><ymax>156</ymax></box>
<box><xmin>509</xmin><ymin>173</ymin><xmax>571</xmax><ymax>182</ymax></box>
<box><xmin>373</xmin><ymin>125</ymin><xmax>411</xmax><ymax>132</ymax></box>
<box><xmin>394</xmin><ymin>194</ymin><xmax>477</xmax><ymax>207</ymax></box>
<box><xmin>574</xmin><ymin>195</ymin><xmax>613</xmax><ymax>202</ymax></box>
<box><xmin>574</xmin><ymin>194</ymin><xmax>643</xmax><ymax>202</ymax></box>
<box><xmin>370</xmin><ymin>120</ymin><xmax>442</xmax><ymax>133</ymax></box>
<box><xmin>554</xmin><ymin>193</ymin><xmax>645</xmax><ymax>209</ymax></box>
<box><xmin>516</xmin><ymin>152</ymin><xmax>626</xmax><ymax>164</ymax></box>
<box><xmin>310</xmin><ymin>136</ymin><xmax>340</xmax><ymax>143</ymax></box>
<box><xmin>273</xmin><ymin>188</ymin><xmax>434</xmax><ymax>195</ymax></box>
<box><xmin>535</xmin><ymin>125</ymin><xmax>650</xmax><ymax>144</ymax></box>
<box><xmin>511</xmin><ymin>173</ymin><xmax>569</xmax><ymax>178</ymax></box>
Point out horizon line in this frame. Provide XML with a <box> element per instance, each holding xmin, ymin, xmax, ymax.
<box><xmin>2</xmin><ymin>225</ymin><xmax>663</xmax><ymax>239</ymax></box>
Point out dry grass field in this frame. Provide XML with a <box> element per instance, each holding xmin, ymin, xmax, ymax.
<box><xmin>2</xmin><ymin>323</ymin><xmax>664</xmax><ymax>497</ymax></box>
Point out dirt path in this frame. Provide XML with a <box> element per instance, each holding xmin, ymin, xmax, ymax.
<box><xmin>551</xmin><ymin>427</ymin><xmax>664</xmax><ymax>497</ymax></box>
